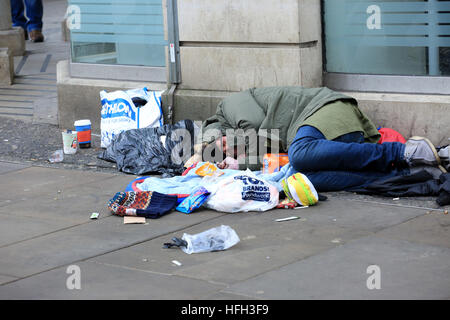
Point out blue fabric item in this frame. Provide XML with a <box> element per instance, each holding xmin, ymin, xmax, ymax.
<box><xmin>10</xmin><ymin>0</ymin><xmax>43</xmax><ymax>31</ymax></box>
<box><xmin>287</xmin><ymin>125</ymin><xmax>408</xmax><ymax>191</ymax></box>
<box><xmin>131</xmin><ymin>162</ymin><xmax>294</xmax><ymax>196</ymax></box>
<box><xmin>134</xmin><ymin>163</ymin><xmax>241</xmax><ymax>194</ymax></box>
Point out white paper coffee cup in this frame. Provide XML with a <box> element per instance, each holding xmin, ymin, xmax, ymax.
<box><xmin>62</xmin><ymin>130</ymin><xmax>78</xmax><ymax>154</ymax></box>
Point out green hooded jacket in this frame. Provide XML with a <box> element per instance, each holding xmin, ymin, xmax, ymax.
<box><xmin>202</xmin><ymin>86</ymin><xmax>380</xmax><ymax>170</ymax></box>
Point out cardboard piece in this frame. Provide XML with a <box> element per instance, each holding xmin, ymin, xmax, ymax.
<box><xmin>123</xmin><ymin>216</ymin><xmax>146</xmax><ymax>224</ymax></box>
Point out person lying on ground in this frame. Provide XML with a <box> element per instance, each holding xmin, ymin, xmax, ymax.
<box><xmin>196</xmin><ymin>86</ymin><xmax>447</xmax><ymax>192</ymax></box>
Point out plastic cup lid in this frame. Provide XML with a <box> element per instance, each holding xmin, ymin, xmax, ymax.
<box><xmin>74</xmin><ymin>119</ymin><xmax>91</xmax><ymax>126</ymax></box>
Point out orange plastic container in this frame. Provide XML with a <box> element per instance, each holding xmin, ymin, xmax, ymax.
<box><xmin>262</xmin><ymin>153</ymin><xmax>289</xmax><ymax>174</ymax></box>
<box><xmin>195</xmin><ymin>162</ymin><xmax>224</xmax><ymax>177</ymax></box>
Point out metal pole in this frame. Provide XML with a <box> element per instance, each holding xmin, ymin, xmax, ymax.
<box><xmin>166</xmin><ymin>0</ymin><xmax>181</xmax><ymax>124</ymax></box>
<box><xmin>167</xmin><ymin>0</ymin><xmax>181</xmax><ymax>84</ymax></box>
<box><xmin>0</xmin><ymin>0</ymin><xmax>13</xmax><ymax>31</ymax></box>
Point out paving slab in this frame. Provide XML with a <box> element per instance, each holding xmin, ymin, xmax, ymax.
<box><xmin>326</xmin><ymin>191</ymin><xmax>449</xmax><ymax>211</ymax></box>
<box><xmin>0</xmin><ymin>275</ymin><xmax>18</xmax><ymax>286</ymax></box>
<box><xmin>7</xmin><ymin>84</ymin><xmax>57</xmax><ymax>92</ymax></box>
<box><xmin>92</xmin><ymin>208</ymin><xmax>372</xmax><ymax>286</ymax></box>
<box><xmin>0</xmin><ymin>187</ymin><xmax>111</xmax><ymax>224</ymax></box>
<box><xmin>14</xmin><ymin>52</ymin><xmax>58</xmax><ymax>77</ymax></box>
<box><xmin>0</xmin><ymin>161</ymin><xmax>29</xmax><ymax>175</ymax></box>
<box><xmin>0</xmin><ymin>260</ymin><xmax>224</xmax><ymax>300</ymax></box>
<box><xmin>224</xmin><ymin>236</ymin><xmax>450</xmax><ymax>300</ymax></box>
<box><xmin>14</xmin><ymin>78</ymin><xmax>57</xmax><ymax>86</ymax></box>
<box><xmin>296</xmin><ymin>197</ymin><xmax>428</xmax><ymax>232</ymax></box>
<box><xmin>75</xmin><ymin>173</ymin><xmax>137</xmax><ymax>194</ymax></box>
<box><xmin>90</xmin><ymin>198</ymin><xmax>429</xmax><ymax>287</ymax></box>
<box><xmin>0</xmin><ymin>166</ymin><xmax>117</xmax><ymax>204</ymax></box>
<box><xmin>0</xmin><ymin>94</ymin><xmax>36</xmax><ymax>102</ymax></box>
<box><xmin>0</xmin><ymin>209</ymin><xmax>225</xmax><ymax>278</ymax></box>
<box><xmin>374</xmin><ymin>212</ymin><xmax>450</xmax><ymax>248</ymax></box>
<box><xmin>0</xmin><ymin>88</ymin><xmax>49</xmax><ymax>97</ymax></box>
<box><xmin>200</xmin><ymin>292</ymin><xmax>256</xmax><ymax>300</ymax></box>
<box><xmin>0</xmin><ymin>100</ymin><xmax>34</xmax><ymax>108</ymax></box>
<box><xmin>0</xmin><ymin>212</ymin><xmax>71</xmax><ymax>247</ymax></box>
<box><xmin>0</xmin><ymin>174</ymin><xmax>138</xmax><ymax>223</ymax></box>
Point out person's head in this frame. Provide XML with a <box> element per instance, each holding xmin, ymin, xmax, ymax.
<box><xmin>215</xmin><ymin>135</ymin><xmax>243</xmax><ymax>158</ymax></box>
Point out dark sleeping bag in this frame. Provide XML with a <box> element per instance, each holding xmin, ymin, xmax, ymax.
<box><xmin>349</xmin><ymin>170</ymin><xmax>450</xmax><ymax>206</ymax></box>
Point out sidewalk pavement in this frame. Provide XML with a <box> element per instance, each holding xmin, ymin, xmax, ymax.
<box><xmin>0</xmin><ymin>160</ymin><xmax>449</xmax><ymax>300</ymax></box>
<box><xmin>0</xmin><ymin>0</ymin><xmax>449</xmax><ymax>300</ymax></box>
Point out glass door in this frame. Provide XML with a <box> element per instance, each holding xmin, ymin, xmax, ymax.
<box><xmin>67</xmin><ymin>0</ymin><xmax>168</xmax><ymax>81</ymax></box>
<box><xmin>323</xmin><ymin>0</ymin><xmax>450</xmax><ymax>76</ymax></box>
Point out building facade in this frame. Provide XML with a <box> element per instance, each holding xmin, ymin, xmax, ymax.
<box><xmin>58</xmin><ymin>0</ymin><xmax>450</xmax><ymax>145</ymax></box>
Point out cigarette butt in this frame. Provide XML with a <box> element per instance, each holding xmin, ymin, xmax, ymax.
<box><xmin>294</xmin><ymin>206</ymin><xmax>309</xmax><ymax>210</ymax></box>
<box><xmin>172</xmin><ymin>260</ymin><xmax>182</xmax><ymax>266</ymax></box>
<box><xmin>275</xmin><ymin>216</ymin><xmax>300</xmax><ymax>222</ymax></box>
<box><xmin>393</xmin><ymin>197</ymin><xmax>400</xmax><ymax>201</ymax></box>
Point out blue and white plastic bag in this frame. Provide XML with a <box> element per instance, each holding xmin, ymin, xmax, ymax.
<box><xmin>205</xmin><ymin>170</ymin><xmax>279</xmax><ymax>213</ymax></box>
<box><xmin>100</xmin><ymin>87</ymin><xmax>163</xmax><ymax>148</ymax></box>
<box><xmin>176</xmin><ymin>186</ymin><xmax>210</xmax><ymax>214</ymax></box>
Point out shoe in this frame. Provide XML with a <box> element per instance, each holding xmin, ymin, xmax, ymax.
<box><xmin>29</xmin><ymin>29</ymin><xmax>44</xmax><ymax>43</ymax></box>
<box><xmin>409</xmin><ymin>165</ymin><xmax>447</xmax><ymax>180</ymax></box>
<box><xmin>438</xmin><ymin>145</ymin><xmax>449</xmax><ymax>161</ymax></box>
<box><xmin>404</xmin><ymin>136</ymin><xmax>441</xmax><ymax>167</ymax></box>
<box><xmin>437</xmin><ymin>145</ymin><xmax>450</xmax><ymax>171</ymax></box>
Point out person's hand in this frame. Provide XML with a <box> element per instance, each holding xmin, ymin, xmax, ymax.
<box><xmin>217</xmin><ymin>156</ymin><xmax>239</xmax><ymax>170</ymax></box>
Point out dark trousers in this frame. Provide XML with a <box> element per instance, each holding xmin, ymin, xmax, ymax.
<box><xmin>288</xmin><ymin>125</ymin><xmax>408</xmax><ymax>191</ymax></box>
<box><xmin>10</xmin><ymin>0</ymin><xmax>43</xmax><ymax>32</ymax></box>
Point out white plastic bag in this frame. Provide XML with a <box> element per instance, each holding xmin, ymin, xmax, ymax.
<box><xmin>181</xmin><ymin>225</ymin><xmax>240</xmax><ymax>254</ymax></box>
<box><xmin>205</xmin><ymin>170</ymin><xmax>279</xmax><ymax>213</ymax></box>
<box><xmin>100</xmin><ymin>87</ymin><xmax>163</xmax><ymax>148</ymax></box>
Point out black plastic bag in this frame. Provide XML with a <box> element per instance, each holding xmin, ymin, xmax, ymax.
<box><xmin>98</xmin><ymin>120</ymin><xmax>196</xmax><ymax>177</ymax></box>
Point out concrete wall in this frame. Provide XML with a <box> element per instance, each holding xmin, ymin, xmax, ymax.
<box><xmin>0</xmin><ymin>47</ymin><xmax>14</xmax><ymax>85</ymax></box>
<box><xmin>57</xmin><ymin>60</ymin><xmax>167</xmax><ymax>134</ymax></box>
<box><xmin>178</xmin><ymin>0</ymin><xmax>322</xmax><ymax>90</ymax></box>
<box><xmin>350</xmin><ymin>92</ymin><xmax>450</xmax><ymax>146</ymax></box>
<box><xmin>171</xmin><ymin>0</ymin><xmax>323</xmax><ymax>119</ymax></box>
<box><xmin>0</xmin><ymin>0</ymin><xmax>25</xmax><ymax>56</ymax></box>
